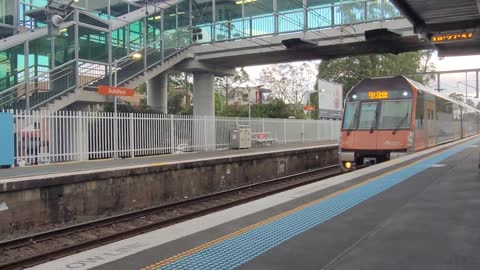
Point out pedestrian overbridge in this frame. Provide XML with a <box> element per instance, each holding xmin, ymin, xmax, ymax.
<box><xmin>0</xmin><ymin>0</ymin><xmax>425</xmax><ymax>115</ymax></box>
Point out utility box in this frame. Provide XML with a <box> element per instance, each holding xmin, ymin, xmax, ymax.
<box><xmin>0</xmin><ymin>112</ymin><xmax>14</xmax><ymax>168</ymax></box>
<box><xmin>230</xmin><ymin>127</ymin><xmax>252</xmax><ymax>149</ymax></box>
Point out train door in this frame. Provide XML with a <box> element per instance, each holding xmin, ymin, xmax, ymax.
<box><xmin>425</xmin><ymin>100</ymin><xmax>437</xmax><ymax>147</ymax></box>
<box><xmin>355</xmin><ymin>102</ymin><xmax>378</xmax><ymax>150</ymax></box>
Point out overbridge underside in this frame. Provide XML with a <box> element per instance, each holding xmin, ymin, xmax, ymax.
<box><xmin>190</xmin><ymin>19</ymin><xmax>431</xmax><ymax>67</ymax></box>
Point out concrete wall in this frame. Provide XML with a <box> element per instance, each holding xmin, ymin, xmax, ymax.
<box><xmin>0</xmin><ymin>146</ymin><xmax>337</xmax><ymax>237</ymax></box>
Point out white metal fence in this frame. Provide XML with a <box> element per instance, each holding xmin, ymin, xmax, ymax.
<box><xmin>4</xmin><ymin>110</ymin><xmax>341</xmax><ymax>166</ymax></box>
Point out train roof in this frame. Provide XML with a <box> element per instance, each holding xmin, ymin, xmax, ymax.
<box><xmin>401</xmin><ymin>76</ymin><xmax>480</xmax><ymax>113</ymax></box>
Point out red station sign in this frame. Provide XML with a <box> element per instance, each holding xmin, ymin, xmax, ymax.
<box><xmin>98</xmin><ymin>85</ymin><xmax>135</xmax><ymax>97</ymax></box>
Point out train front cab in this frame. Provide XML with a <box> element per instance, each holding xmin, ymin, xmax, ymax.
<box><xmin>339</xmin><ymin>77</ymin><xmax>415</xmax><ymax>171</ymax></box>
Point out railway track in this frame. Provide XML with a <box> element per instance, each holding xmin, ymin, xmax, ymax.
<box><xmin>0</xmin><ymin>165</ymin><xmax>341</xmax><ymax>270</ymax></box>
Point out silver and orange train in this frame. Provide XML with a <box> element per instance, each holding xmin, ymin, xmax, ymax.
<box><xmin>339</xmin><ymin>76</ymin><xmax>480</xmax><ymax>171</ymax></box>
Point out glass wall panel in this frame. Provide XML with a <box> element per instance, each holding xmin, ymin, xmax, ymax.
<box><xmin>146</xmin><ymin>14</ymin><xmax>162</xmax><ymax>68</ymax></box>
<box><xmin>278</xmin><ymin>0</ymin><xmax>304</xmax><ymax>32</ymax></box>
<box><xmin>0</xmin><ymin>44</ymin><xmax>24</xmax><ymax>92</ymax></box>
<box><xmin>55</xmin><ymin>26</ymin><xmax>75</xmax><ymax>65</ymax></box>
<box><xmin>129</xmin><ymin>20</ymin><xmax>144</xmax><ymax>51</ymax></box>
<box><xmin>244</xmin><ymin>0</ymin><xmax>274</xmax><ymax>36</ymax></box>
<box><xmin>78</xmin><ymin>27</ymin><xmax>109</xmax><ymax>62</ymax></box>
<box><xmin>177</xmin><ymin>1</ymin><xmax>191</xmax><ymax>47</ymax></box>
<box><xmin>366</xmin><ymin>0</ymin><xmax>383</xmax><ymax>21</ymax></box>
<box><xmin>307</xmin><ymin>0</ymin><xmax>334</xmax><ymax>29</ymax></box>
<box><xmin>192</xmin><ymin>0</ymin><xmax>214</xmax><ymax>43</ymax></box>
<box><xmin>384</xmin><ymin>0</ymin><xmax>401</xmax><ymax>18</ymax></box>
<box><xmin>28</xmin><ymin>35</ymin><xmax>52</xmax><ymax>81</ymax></box>
<box><xmin>216</xmin><ymin>0</ymin><xmax>243</xmax><ymax>40</ymax></box>
<box><xmin>336</xmin><ymin>1</ymin><xmax>366</xmax><ymax>25</ymax></box>
<box><xmin>112</xmin><ymin>27</ymin><xmax>127</xmax><ymax>60</ymax></box>
<box><xmin>147</xmin><ymin>14</ymin><xmax>162</xmax><ymax>46</ymax></box>
<box><xmin>19</xmin><ymin>0</ymin><xmax>49</xmax><ymax>29</ymax></box>
<box><xmin>0</xmin><ymin>0</ymin><xmax>15</xmax><ymax>25</ymax></box>
<box><xmin>164</xmin><ymin>6</ymin><xmax>178</xmax><ymax>51</ymax></box>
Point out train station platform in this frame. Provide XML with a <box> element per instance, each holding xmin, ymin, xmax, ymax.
<box><xmin>26</xmin><ymin>135</ymin><xmax>480</xmax><ymax>270</ymax></box>
<box><xmin>0</xmin><ymin>141</ymin><xmax>338</xmax><ymax>240</ymax></box>
<box><xmin>0</xmin><ymin>141</ymin><xmax>336</xmax><ymax>181</ymax></box>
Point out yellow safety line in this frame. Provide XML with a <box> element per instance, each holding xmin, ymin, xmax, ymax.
<box><xmin>141</xmin><ymin>138</ymin><xmax>474</xmax><ymax>270</ymax></box>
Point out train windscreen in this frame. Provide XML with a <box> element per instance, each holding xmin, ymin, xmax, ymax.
<box><xmin>378</xmin><ymin>100</ymin><xmax>412</xmax><ymax>129</ymax></box>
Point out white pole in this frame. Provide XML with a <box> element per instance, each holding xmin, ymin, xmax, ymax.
<box><xmin>113</xmin><ymin>60</ymin><xmax>118</xmax><ymax>159</ymax></box>
<box><xmin>317</xmin><ymin>91</ymin><xmax>321</xmax><ymax>120</ymax></box>
<box><xmin>248</xmin><ymin>86</ymin><xmax>251</xmax><ymax>123</ymax></box>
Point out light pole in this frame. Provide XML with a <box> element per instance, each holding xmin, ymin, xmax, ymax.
<box><xmin>316</xmin><ymin>89</ymin><xmax>326</xmax><ymax>120</ymax></box>
<box><xmin>111</xmin><ymin>52</ymin><xmax>142</xmax><ymax>159</ymax></box>
<box><xmin>247</xmin><ymin>84</ymin><xmax>264</xmax><ymax>122</ymax></box>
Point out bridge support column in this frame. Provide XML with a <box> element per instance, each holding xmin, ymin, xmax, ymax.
<box><xmin>193</xmin><ymin>72</ymin><xmax>216</xmax><ymax>151</ymax></box>
<box><xmin>147</xmin><ymin>73</ymin><xmax>168</xmax><ymax>114</ymax></box>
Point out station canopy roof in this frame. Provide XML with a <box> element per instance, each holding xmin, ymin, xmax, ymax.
<box><xmin>389</xmin><ymin>0</ymin><xmax>480</xmax><ymax>56</ymax></box>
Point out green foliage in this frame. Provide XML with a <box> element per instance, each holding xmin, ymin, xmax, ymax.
<box><xmin>216</xmin><ymin>98</ymin><xmax>300</xmax><ymax>119</ymax></box>
<box><xmin>317</xmin><ymin>51</ymin><xmax>436</xmax><ymax>99</ymax></box>
<box><xmin>308</xmin><ymin>92</ymin><xmax>320</xmax><ymax>119</ymax></box>
<box><xmin>215</xmin><ymin>92</ymin><xmax>223</xmax><ymax>113</ymax></box>
<box><xmin>215</xmin><ymin>68</ymin><xmax>250</xmax><ymax>107</ymax></box>
<box><xmin>168</xmin><ymin>72</ymin><xmax>192</xmax><ymax>114</ymax></box>
<box><xmin>102</xmin><ymin>98</ymin><xmax>156</xmax><ymax>113</ymax></box>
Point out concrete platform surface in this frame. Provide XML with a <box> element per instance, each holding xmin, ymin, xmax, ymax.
<box><xmin>0</xmin><ymin>141</ymin><xmax>336</xmax><ymax>181</ymax></box>
<box><xmin>26</xmin><ymin>136</ymin><xmax>480</xmax><ymax>270</ymax></box>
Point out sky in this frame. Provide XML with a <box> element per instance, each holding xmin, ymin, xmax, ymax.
<box><xmin>243</xmin><ymin>54</ymin><xmax>480</xmax><ymax>104</ymax></box>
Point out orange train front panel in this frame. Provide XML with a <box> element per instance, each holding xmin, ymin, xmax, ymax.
<box><xmin>341</xmin><ymin>130</ymin><xmax>410</xmax><ymax>151</ymax></box>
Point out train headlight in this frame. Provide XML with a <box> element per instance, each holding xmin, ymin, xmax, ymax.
<box><xmin>403</xmin><ymin>91</ymin><xmax>409</xmax><ymax>97</ymax></box>
<box><xmin>345</xmin><ymin>162</ymin><xmax>352</xmax><ymax>169</ymax></box>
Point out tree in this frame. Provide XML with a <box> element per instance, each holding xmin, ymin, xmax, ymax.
<box><xmin>217</xmin><ymin>98</ymin><xmax>296</xmax><ymax>119</ymax></box>
<box><xmin>317</xmin><ymin>51</ymin><xmax>436</xmax><ymax>98</ymax></box>
<box><xmin>258</xmin><ymin>63</ymin><xmax>314</xmax><ymax>116</ymax></box>
<box><xmin>215</xmin><ymin>68</ymin><xmax>250</xmax><ymax>107</ymax></box>
<box><xmin>168</xmin><ymin>72</ymin><xmax>193</xmax><ymax>114</ymax></box>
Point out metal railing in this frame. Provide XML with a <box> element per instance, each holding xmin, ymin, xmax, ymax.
<box><xmin>3</xmin><ymin>109</ymin><xmax>341</xmax><ymax>167</ymax></box>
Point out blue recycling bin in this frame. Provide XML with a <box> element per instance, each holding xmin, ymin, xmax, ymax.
<box><xmin>0</xmin><ymin>112</ymin><xmax>14</xmax><ymax>167</ymax></box>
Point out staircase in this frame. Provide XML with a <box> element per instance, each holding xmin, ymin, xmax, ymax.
<box><xmin>125</xmin><ymin>48</ymin><xmax>193</xmax><ymax>89</ymax></box>
<box><xmin>0</xmin><ymin>46</ymin><xmax>193</xmax><ymax>112</ymax></box>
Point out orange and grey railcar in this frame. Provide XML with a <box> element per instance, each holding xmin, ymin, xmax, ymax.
<box><xmin>339</xmin><ymin>76</ymin><xmax>480</xmax><ymax>171</ymax></box>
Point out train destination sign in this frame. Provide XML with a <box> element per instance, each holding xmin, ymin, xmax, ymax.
<box><xmin>98</xmin><ymin>85</ymin><xmax>135</xmax><ymax>97</ymax></box>
<box><xmin>432</xmin><ymin>32</ymin><xmax>473</xmax><ymax>43</ymax></box>
<box><xmin>368</xmin><ymin>91</ymin><xmax>389</xmax><ymax>100</ymax></box>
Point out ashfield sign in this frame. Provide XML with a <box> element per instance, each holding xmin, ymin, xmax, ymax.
<box><xmin>98</xmin><ymin>85</ymin><xmax>135</xmax><ymax>97</ymax></box>
<box><xmin>432</xmin><ymin>32</ymin><xmax>473</xmax><ymax>43</ymax></box>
